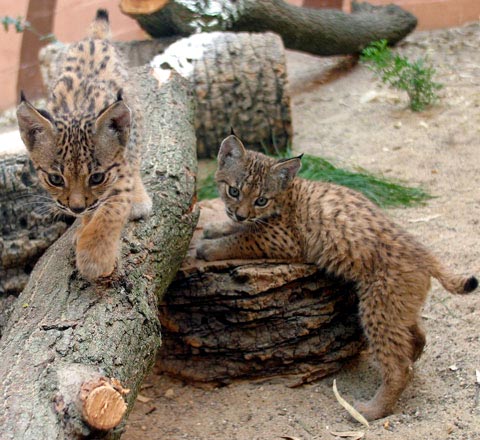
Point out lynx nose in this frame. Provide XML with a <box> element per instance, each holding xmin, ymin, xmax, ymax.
<box><xmin>70</xmin><ymin>205</ymin><xmax>86</xmax><ymax>214</ymax></box>
<box><xmin>235</xmin><ymin>213</ymin><xmax>247</xmax><ymax>222</ymax></box>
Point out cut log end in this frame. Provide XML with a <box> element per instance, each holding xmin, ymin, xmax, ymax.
<box><xmin>80</xmin><ymin>377</ymin><xmax>129</xmax><ymax>431</ymax></box>
<box><xmin>120</xmin><ymin>0</ymin><xmax>168</xmax><ymax>15</ymax></box>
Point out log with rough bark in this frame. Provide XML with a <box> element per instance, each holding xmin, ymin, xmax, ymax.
<box><xmin>120</xmin><ymin>0</ymin><xmax>417</xmax><ymax>56</ymax></box>
<box><xmin>156</xmin><ymin>199</ymin><xmax>365</xmax><ymax>385</ymax></box>
<box><xmin>0</xmin><ymin>67</ymin><xmax>198</xmax><ymax>439</ymax></box>
<box><xmin>151</xmin><ymin>32</ymin><xmax>292</xmax><ymax>157</ymax></box>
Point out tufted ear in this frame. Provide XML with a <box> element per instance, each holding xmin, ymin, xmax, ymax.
<box><xmin>218</xmin><ymin>134</ymin><xmax>246</xmax><ymax>168</ymax></box>
<box><xmin>95</xmin><ymin>98</ymin><xmax>131</xmax><ymax>148</ymax></box>
<box><xmin>16</xmin><ymin>92</ymin><xmax>56</xmax><ymax>151</ymax></box>
<box><xmin>271</xmin><ymin>155</ymin><xmax>302</xmax><ymax>188</ymax></box>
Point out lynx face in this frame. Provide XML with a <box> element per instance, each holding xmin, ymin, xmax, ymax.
<box><xmin>215</xmin><ymin>135</ymin><xmax>301</xmax><ymax>223</ymax></box>
<box><xmin>17</xmin><ymin>95</ymin><xmax>131</xmax><ymax>217</ymax></box>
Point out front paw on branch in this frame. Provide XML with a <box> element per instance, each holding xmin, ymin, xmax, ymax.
<box><xmin>76</xmin><ymin>240</ymin><xmax>119</xmax><ymax>280</ymax></box>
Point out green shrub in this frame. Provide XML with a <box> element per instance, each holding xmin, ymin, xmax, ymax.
<box><xmin>361</xmin><ymin>39</ymin><xmax>442</xmax><ymax>112</ymax></box>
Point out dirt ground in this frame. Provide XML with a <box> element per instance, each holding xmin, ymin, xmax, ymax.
<box><xmin>124</xmin><ymin>23</ymin><xmax>480</xmax><ymax>440</ymax></box>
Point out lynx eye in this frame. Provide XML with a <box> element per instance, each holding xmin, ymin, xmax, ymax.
<box><xmin>255</xmin><ymin>197</ymin><xmax>268</xmax><ymax>207</ymax></box>
<box><xmin>228</xmin><ymin>186</ymin><xmax>240</xmax><ymax>198</ymax></box>
<box><xmin>89</xmin><ymin>172</ymin><xmax>106</xmax><ymax>186</ymax></box>
<box><xmin>47</xmin><ymin>173</ymin><xmax>65</xmax><ymax>187</ymax></box>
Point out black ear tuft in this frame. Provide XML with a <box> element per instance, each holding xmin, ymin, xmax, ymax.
<box><xmin>464</xmin><ymin>276</ymin><xmax>478</xmax><ymax>293</ymax></box>
<box><xmin>297</xmin><ymin>153</ymin><xmax>304</xmax><ymax>160</ymax></box>
<box><xmin>230</xmin><ymin>126</ymin><xmax>237</xmax><ymax>137</ymax></box>
<box><xmin>20</xmin><ymin>90</ymin><xmax>26</xmax><ymax>103</ymax></box>
<box><xmin>37</xmin><ymin>108</ymin><xmax>54</xmax><ymax>123</ymax></box>
<box><xmin>116</xmin><ymin>89</ymin><xmax>123</xmax><ymax>101</ymax></box>
<box><xmin>96</xmin><ymin>9</ymin><xmax>109</xmax><ymax>22</ymax></box>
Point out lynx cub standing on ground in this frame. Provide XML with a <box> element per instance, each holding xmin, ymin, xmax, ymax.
<box><xmin>17</xmin><ymin>10</ymin><xmax>151</xmax><ymax>280</ymax></box>
<box><xmin>196</xmin><ymin>134</ymin><xmax>478</xmax><ymax>420</ymax></box>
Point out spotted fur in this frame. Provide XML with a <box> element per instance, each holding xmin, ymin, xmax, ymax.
<box><xmin>197</xmin><ymin>134</ymin><xmax>478</xmax><ymax>420</ymax></box>
<box><xmin>17</xmin><ymin>9</ymin><xmax>151</xmax><ymax>280</ymax></box>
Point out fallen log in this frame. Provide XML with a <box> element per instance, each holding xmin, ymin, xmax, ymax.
<box><xmin>157</xmin><ymin>199</ymin><xmax>365</xmax><ymax>385</ymax></box>
<box><xmin>151</xmin><ymin>32</ymin><xmax>292</xmax><ymax>157</ymax></box>
<box><xmin>120</xmin><ymin>0</ymin><xmax>418</xmax><ymax>56</ymax></box>
<box><xmin>0</xmin><ymin>67</ymin><xmax>198</xmax><ymax>439</ymax></box>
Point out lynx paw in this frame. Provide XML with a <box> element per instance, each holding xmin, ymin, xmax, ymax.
<box><xmin>76</xmin><ymin>237</ymin><xmax>119</xmax><ymax>281</ymax></box>
<box><xmin>202</xmin><ymin>223</ymin><xmax>227</xmax><ymax>239</ymax></box>
<box><xmin>196</xmin><ymin>240</ymin><xmax>222</xmax><ymax>261</ymax></box>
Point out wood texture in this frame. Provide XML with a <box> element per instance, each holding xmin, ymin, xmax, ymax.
<box><xmin>157</xmin><ymin>199</ymin><xmax>365</xmax><ymax>385</ymax></box>
<box><xmin>152</xmin><ymin>32</ymin><xmax>292</xmax><ymax>158</ymax></box>
<box><xmin>121</xmin><ymin>0</ymin><xmax>418</xmax><ymax>55</ymax></box>
<box><xmin>0</xmin><ymin>67</ymin><xmax>198</xmax><ymax>439</ymax></box>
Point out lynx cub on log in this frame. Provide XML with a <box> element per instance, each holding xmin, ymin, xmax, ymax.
<box><xmin>196</xmin><ymin>134</ymin><xmax>478</xmax><ymax>420</ymax></box>
<box><xmin>17</xmin><ymin>10</ymin><xmax>151</xmax><ymax>280</ymax></box>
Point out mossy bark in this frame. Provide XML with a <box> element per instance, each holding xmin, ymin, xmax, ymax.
<box><xmin>0</xmin><ymin>67</ymin><xmax>198</xmax><ymax>439</ymax></box>
<box><xmin>121</xmin><ymin>0</ymin><xmax>417</xmax><ymax>55</ymax></box>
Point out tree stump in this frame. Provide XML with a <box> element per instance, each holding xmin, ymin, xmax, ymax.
<box><xmin>0</xmin><ymin>67</ymin><xmax>198</xmax><ymax>439</ymax></box>
<box><xmin>120</xmin><ymin>0</ymin><xmax>418</xmax><ymax>55</ymax></box>
<box><xmin>157</xmin><ymin>199</ymin><xmax>365</xmax><ymax>385</ymax></box>
<box><xmin>151</xmin><ymin>32</ymin><xmax>292</xmax><ymax>158</ymax></box>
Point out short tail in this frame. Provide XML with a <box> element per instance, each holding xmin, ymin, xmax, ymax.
<box><xmin>88</xmin><ymin>9</ymin><xmax>110</xmax><ymax>40</ymax></box>
<box><xmin>430</xmin><ymin>257</ymin><xmax>478</xmax><ymax>294</ymax></box>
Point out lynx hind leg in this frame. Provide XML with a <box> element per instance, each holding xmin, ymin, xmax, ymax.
<box><xmin>130</xmin><ymin>172</ymin><xmax>152</xmax><ymax>220</ymax></box>
<box><xmin>410</xmin><ymin>322</ymin><xmax>426</xmax><ymax>362</ymax></box>
<box><xmin>355</xmin><ymin>283</ymin><xmax>426</xmax><ymax>420</ymax></box>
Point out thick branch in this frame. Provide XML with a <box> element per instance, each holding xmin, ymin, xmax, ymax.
<box><xmin>121</xmin><ymin>0</ymin><xmax>418</xmax><ymax>55</ymax></box>
<box><xmin>0</xmin><ymin>67</ymin><xmax>198</xmax><ymax>439</ymax></box>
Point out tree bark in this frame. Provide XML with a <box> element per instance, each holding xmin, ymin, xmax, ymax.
<box><xmin>151</xmin><ymin>32</ymin><xmax>292</xmax><ymax>158</ymax></box>
<box><xmin>156</xmin><ymin>199</ymin><xmax>364</xmax><ymax>386</ymax></box>
<box><xmin>120</xmin><ymin>0</ymin><xmax>418</xmax><ymax>56</ymax></box>
<box><xmin>0</xmin><ymin>67</ymin><xmax>198</xmax><ymax>439</ymax></box>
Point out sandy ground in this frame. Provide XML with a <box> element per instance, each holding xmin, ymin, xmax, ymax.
<box><xmin>122</xmin><ymin>23</ymin><xmax>477</xmax><ymax>440</ymax></box>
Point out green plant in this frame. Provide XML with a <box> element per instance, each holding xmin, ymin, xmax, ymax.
<box><xmin>1</xmin><ymin>16</ymin><xmax>56</xmax><ymax>42</ymax></box>
<box><xmin>198</xmin><ymin>150</ymin><xmax>431</xmax><ymax>208</ymax></box>
<box><xmin>360</xmin><ymin>39</ymin><xmax>442</xmax><ymax>112</ymax></box>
